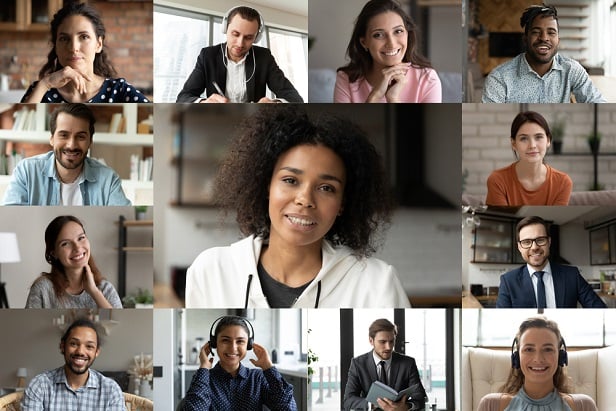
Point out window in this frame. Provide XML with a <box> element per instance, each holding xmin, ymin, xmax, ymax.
<box><xmin>153</xmin><ymin>6</ymin><xmax>307</xmax><ymax>102</ymax></box>
<box><xmin>463</xmin><ymin>309</ymin><xmax>616</xmax><ymax>347</ymax></box>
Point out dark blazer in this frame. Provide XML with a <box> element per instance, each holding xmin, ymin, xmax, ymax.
<box><xmin>176</xmin><ymin>44</ymin><xmax>303</xmax><ymax>103</ymax></box>
<box><xmin>343</xmin><ymin>351</ymin><xmax>427</xmax><ymax>411</ymax></box>
<box><xmin>496</xmin><ymin>263</ymin><xmax>606</xmax><ymax>308</ymax></box>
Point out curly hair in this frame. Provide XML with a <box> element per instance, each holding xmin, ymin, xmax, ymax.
<box><xmin>500</xmin><ymin>316</ymin><xmax>571</xmax><ymax>395</ymax></box>
<box><xmin>214</xmin><ymin>105</ymin><xmax>393</xmax><ymax>257</ymax></box>
<box><xmin>337</xmin><ymin>0</ymin><xmax>432</xmax><ymax>83</ymax></box>
<box><xmin>36</xmin><ymin>215</ymin><xmax>104</xmax><ymax>300</ymax></box>
<box><xmin>39</xmin><ymin>1</ymin><xmax>117</xmax><ymax>79</ymax></box>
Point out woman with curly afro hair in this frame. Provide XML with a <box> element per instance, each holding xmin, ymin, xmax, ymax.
<box><xmin>185</xmin><ymin>105</ymin><xmax>409</xmax><ymax>308</ymax></box>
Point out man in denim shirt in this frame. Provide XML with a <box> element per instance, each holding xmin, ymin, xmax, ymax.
<box><xmin>482</xmin><ymin>4</ymin><xmax>605</xmax><ymax>103</ymax></box>
<box><xmin>2</xmin><ymin>104</ymin><xmax>130</xmax><ymax>206</ymax></box>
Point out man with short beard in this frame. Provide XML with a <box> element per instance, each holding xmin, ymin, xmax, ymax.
<box><xmin>482</xmin><ymin>3</ymin><xmax>605</xmax><ymax>103</ymax></box>
<box><xmin>21</xmin><ymin>318</ymin><xmax>125</xmax><ymax>410</ymax></box>
<box><xmin>2</xmin><ymin>103</ymin><xmax>131</xmax><ymax>205</ymax></box>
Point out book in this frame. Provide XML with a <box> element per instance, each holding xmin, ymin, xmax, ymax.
<box><xmin>365</xmin><ymin>381</ymin><xmax>413</xmax><ymax>405</ymax></box>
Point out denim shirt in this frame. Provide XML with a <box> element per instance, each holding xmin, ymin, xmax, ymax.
<box><xmin>2</xmin><ymin>151</ymin><xmax>131</xmax><ymax>206</ymax></box>
<box><xmin>482</xmin><ymin>53</ymin><xmax>606</xmax><ymax>103</ymax></box>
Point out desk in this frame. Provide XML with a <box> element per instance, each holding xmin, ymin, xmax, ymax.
<box><xmin>462</xmin><ymin>291</ymin><xmax>482</xmax><ymax>308</ymax></box>
<box><xmin>590</xmin><ymin>76</ymin><xmax>616</xmax><ymax>102</ymax></box>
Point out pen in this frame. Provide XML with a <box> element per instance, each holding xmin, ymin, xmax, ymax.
<box><xmin>212</xmin><ymin>81</ymin><xmax>224</xmax><ymax>96</ymax></box>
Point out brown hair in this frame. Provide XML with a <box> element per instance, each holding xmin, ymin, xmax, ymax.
<box><xmin>50</xmin><ymin>103</ymin><xmax>96</xmax><ymax>139</ymax></box>
<box><xmin>369</xmin><ymin>318</ymin><xmax>397</xmax><ymax>339</ymax></box>
<box><xmin>37</xmin><ymin>215</ymin><xmax>104</xmax><ymax>299</ymax></box>
<box><xmin>39</xmin><ymin>1</ymin><xmax>117</xmax><ymax>79</ymax></box>
<box><xmin>500</xmin><ymin>317</ymin><xmax>571</xmax><ymax>395</ymax></box>
<box><xmin>337</xmin><ymin>0</ymin><xmax>432</xmax><ymax>83</ymax></box>
<box><xmin>516</xmin><ymin>216</ymin><xmax>550</xmax><ymax>241</ymax></box>
<box><xmin>510</xmin><ymin>111</ymin><xmax>552</xmax><ymax>143</ymax></box>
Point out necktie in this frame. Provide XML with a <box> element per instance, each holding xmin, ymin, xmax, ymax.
<box><xmin>534</xmin><ymin>271</ymin><xmax>546</xmax><ymax>308</ymax></box>
<box><xmin>378</xmin><ymin>361</ymin><xmax>388</xmax><ymax>385</ymax></box>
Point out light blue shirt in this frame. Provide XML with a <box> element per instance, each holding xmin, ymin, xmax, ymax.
<box><xmin>2</xmin><ymin>151</ymin><xmax>131</xmax><ymax>206</ymax></box>
<box><xmin>482</xmin><ymin>53</ymin><xmax>606</xmax><ymax>103</ymax></box>
<box><xmin>21</xmin><ymin>367</ymin><xmax>126</xmax><ymax>411</ymax></box>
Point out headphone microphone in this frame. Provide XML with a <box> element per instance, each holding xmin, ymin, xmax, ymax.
<box><xmin>209</xmin><ymin>315</ymin><xmax>255</xmax><ymax>351</ymax></box>
<box><xmin>511</xmin><ymin>336</ymin><xmax>568</xmax><ymax>369</ymax></box>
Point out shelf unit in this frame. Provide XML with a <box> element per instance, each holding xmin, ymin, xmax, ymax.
<box><xmin>0</xmin><ymin>0</ymin><xmax>62</xmax><ymax>31</ymax></box>
<box><xmin>0</xmin><ymin>103</ymin><xmax>154</xmax><ymax>204</ymax></box>
<box><xmin>117</xmin><ymin>215</ymin><xmax>153</xmax><ymax>299</ymax></box>
<box><xmin>471</xmin><ymin>217</ymin><xmax>524</xmax><ymax>264</ymax></box>
<box><xmin>549</xmin><ymin>2</ymin><xmax>590</xmax><ymax>62</ymax></box>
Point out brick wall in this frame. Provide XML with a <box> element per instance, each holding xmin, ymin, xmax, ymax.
<box><xmin>462</xmin><ymin>103</ymin><xmax>616</xmax><ymax>196</ymax></box>
<box><xmin>0</xmin><ymin>0</ymin><xmax>153</xmax><ymax>96</ymax></box>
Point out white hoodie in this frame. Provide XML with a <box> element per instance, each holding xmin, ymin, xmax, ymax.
<box><xmin>185</xmin><ymin>235</ymin><xmax>410</xmax><ymax>308</ymax></box>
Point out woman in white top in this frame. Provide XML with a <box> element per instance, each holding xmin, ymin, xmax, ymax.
<box><xmin>477</xmin><ymin>317</ymin><xmax>597</xmax><ymax>411</ymax></box>
<box><xmin>26</xmin><ymin>215</ymin><xmax>122</xmax><ymax>308</ymax></box>
<box><xmin>186</xmin><ymin>105</ymin><xmax>409</xmax><ymax>308</ymax></box>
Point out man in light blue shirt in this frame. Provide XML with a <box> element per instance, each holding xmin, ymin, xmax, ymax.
<box><xmin>482</xmin><ymin>4</ymin><xmax>605</xmax><ymax>103</ymax></box>
<box><xmin>2</xmin><ymin>104</ymin><xmax>131</xmax><ymax>206</ymax></box>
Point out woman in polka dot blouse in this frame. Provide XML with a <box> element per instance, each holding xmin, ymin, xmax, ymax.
<box><xmin>21</xmin><ymin>2</ymin><xmax>149</xmax><ymax>104</ymax></box>
<box><xmin>182</xmin><ymin>316</ymin><xmax>298</xmax><ymax>410</ymax></box>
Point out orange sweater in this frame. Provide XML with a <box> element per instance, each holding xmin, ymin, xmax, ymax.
<box><xmin>486</xmin><ymin>163</ymin><xmax>572</xmax><ymax>205</ymax></box>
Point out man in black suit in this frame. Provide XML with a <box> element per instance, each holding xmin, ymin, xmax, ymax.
<box><xmin>497</xmin><ymin>216</ymin><xmax>606</xmax><ymax>308</ymax></box>
<box><xmin>176</xmin><ymin>6</ymin><xmax>303</xmax><ymax>103</ymax></box>
<box><xmin>343</xmin><ymin>319</ymin><xmax>426</xmax><ymax>411</ymax></box>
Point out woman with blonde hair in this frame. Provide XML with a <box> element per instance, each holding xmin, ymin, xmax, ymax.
<box><xmin>478</xmin><ymin>317</ymin><xmax>597</xmax><ymax>411</ymax></box>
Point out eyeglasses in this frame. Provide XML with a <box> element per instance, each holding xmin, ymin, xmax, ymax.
<box><xmin>518</xmin><ymin>236</ymin><xmax>549</xmax><ymax>249</ymax></box>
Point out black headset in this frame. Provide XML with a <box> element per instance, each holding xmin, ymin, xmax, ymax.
<box><xmin>221</xmin><ymin>5</ymin><xmax>264</xmax><ymax>43</ymax></box>
<box><xmin>209</xmin><ymin>316</ymin><xmax>254</xmax><ymax>351</ymax></box>
<box><xmin>511</xmin><ymin>335</ymin><xmax>568</xmax><ymax>369</ymax></box>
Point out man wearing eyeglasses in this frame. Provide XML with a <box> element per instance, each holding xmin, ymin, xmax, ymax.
<box><xmin>482</xmin><ymin>4</ymin><xmax>605</xmax><ymax>103</ymax></box>
<box><xmin>496</xmin><ymin>216</ymin><xmax>606</xmax><ymax>308</ymax></box>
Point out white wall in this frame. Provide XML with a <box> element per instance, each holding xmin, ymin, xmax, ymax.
<box><xmin>153</xmin><ymin>308</ymin><xmax>175</xmax><ymax>411</ymax></box>
<box><xmin>0</xmin><ymin>309</ymin><xmax>152</xmax><ymax>388</ymax></box>
<box><xmin>428</xmin><ymin>6</ymin><xmax>463</xmax><ymax>73</ymax></box>
<box><xmin>0</xmin><ymin>206</ymin><xmax>153</xmax><ymax>308</ymax></box>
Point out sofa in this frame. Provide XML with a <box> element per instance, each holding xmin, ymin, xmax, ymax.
<box><xmin>462</xmin><ymin>191</ymin><xmax>616</xmax><ymax>206</ymax></box>
<box><xmin>461</xmin><ymin>345</ymin><xmax>616</xmax><ymax>411</ymax></box>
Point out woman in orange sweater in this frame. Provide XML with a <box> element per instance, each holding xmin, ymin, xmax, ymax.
<box><xmin>486</xmin><ymin>111</ymin><xmax>572</xmax><ymax>206</ymax></box>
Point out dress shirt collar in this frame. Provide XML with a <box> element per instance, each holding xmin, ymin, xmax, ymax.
<box><xmin>520</xmin><ymin>53</ymin><xmax>563</xmax><ymax>78</ymax></box>
<box><xmin>526</xmin><ymin>260</ymin><xmax>552</xmax><ymax>277</ymax></box>
<box><xmin>372</xmin><ymin>351</ymin><xmax>392</xmax><ymax>369</ymax></box>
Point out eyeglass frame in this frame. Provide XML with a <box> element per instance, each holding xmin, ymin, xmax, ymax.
<box><xmin>518</xmin><ymin>236</ymin><xmax>550</xmax><ymax>249</ymax></box>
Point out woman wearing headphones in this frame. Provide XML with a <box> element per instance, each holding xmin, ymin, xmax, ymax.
<box><xmin>477</xmin><ymin>317</ymin><xmax>597</xmax><ymax>411</ymax></box>
<box><xmin>182</xmin><ymin>316</ymin><xmax>297</xmax><ymax>410</ymax></box>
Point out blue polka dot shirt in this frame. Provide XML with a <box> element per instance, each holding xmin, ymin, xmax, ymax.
<box><xmin>182</xmin><ymin>363</ymin><xmax>297</xmax><ymax>411</ymax></box>
<box><xmin>22</xmin><ymin>78</ymin><xmax>150</xmax><ymax>103</ymax></box>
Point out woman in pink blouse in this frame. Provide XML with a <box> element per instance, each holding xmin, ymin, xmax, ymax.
<box><xmin>334</xmin><ymin>0</ymin><xmax>441</xmax><ymax>103</ymax></box>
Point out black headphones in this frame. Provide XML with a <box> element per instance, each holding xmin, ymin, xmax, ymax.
<box><xmin>221</xmin><ymin>5</ymin><xmax>264</xmax><ymax>43</ymax></box>
<box><xmin>511</xmin><ymin>336</ymin><xmax>568</xmax><ymax>369</ymax></box>
<box><xmin>209</xmin><ymin>316</ymin><xmax>254</xmax><ymax>351</ymax></box>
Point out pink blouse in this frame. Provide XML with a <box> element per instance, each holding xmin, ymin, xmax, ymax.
<box><xmin>333</xmin><ymin>67</ymin><xmax>442</xmax><ymax>103</ymax></box>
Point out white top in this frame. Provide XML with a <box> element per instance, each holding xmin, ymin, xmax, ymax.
<box><xmin>527</xmin><ymin>261</ymin><xmax>556</xmax><ymax>308</ymax></box>
<box><xmin>225</xmin><ymin>52</ymin><xmax>249</xmax><ymax>102</ymax></box>
<box><xmin>185</xmin><ymin>235</ymin><xmax>410</xmax><ymax>308</ymax></box>
<box><xmin>60</xmin><ymin>179</ymin><xmax>83</xmax><ymax>206</ymax></box>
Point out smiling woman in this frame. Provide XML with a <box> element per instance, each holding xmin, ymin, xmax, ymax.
<box><xmin>185</xmin><ymin>105</ymin><xmax>409</xmax><ymax>309</ymax></box>
<box><xmin>485</xmin><ymin>111</ymin><xmax>572</xmax><ymax>206</ymax></box>
<box><xmin>20</xmin><ymin>2</ymin><xmax>149</xmax><ymax>103</ymax></box>
<box><xmin>477</xmin><ymin>317</ymin><xmax>598</xmax><ymax>411</ymax></box>
<box><xmin>25</xmin><ymin>215</ymin><xmax>122</xmax><ymax>309</ymax></box>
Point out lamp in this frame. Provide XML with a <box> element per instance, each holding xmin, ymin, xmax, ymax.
<box><xmin>16</xmin><ymin>368</ymin><xmax>27</xmax><ymax>388</ymax></box>
<box><xmin>0</xmin><ymin>232</ymin><xmax>21</xmax><ymax>308</ymax></box>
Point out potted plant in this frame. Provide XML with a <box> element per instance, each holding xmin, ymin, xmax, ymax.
<box><xmin>122</xmin><ymin>288</ymin><xmax>153</xmax><ymax>308</ymax></box>
<box><xmin>134</xmin><ymin>205</ymin><xmax>147</xmax><ymax>220</ymax></box>
<box><xmin>550</xmin><ymin>116</ymin><xmax>565</xmax><ymax>154</ymax></box>
<box><xmin>587</xmin><ymin>132</ymin><xmax>602</xmax><ymax>155</ymax></box>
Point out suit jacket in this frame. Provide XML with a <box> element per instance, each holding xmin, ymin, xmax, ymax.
<box><xmin>343</xmin><ymin>351</ymin><xmax>427</xmax><ymax>411</ymax></box>
<box><xmin>496</xmin><ymin>263</ymin><xmax>606</xmax><ymax>308</ymax></box>
<box><xmin>176</xmin><ymin>44</ymin><xmax>303</xmax><ymax>103</ymax></box>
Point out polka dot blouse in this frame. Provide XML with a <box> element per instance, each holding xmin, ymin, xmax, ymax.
<box><xmin>182</xmin><ymin>364</ymin><xmax>297</xmax><ymax>410</ymax></box>
<box><xmin>21</xmin><ymin>78</ymin><xmax>150</xmax><ymax>103</ymax></box>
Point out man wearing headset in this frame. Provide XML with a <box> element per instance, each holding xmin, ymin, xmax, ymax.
<box><xmin>182</xmin><ymin>316</ymin><xmax>297</xmax><ymax>410</ymax></box>
<box><xmin>176</xmin><ymin>6</ymin><xmax>303</xmax><ymax>103</ymax></box>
